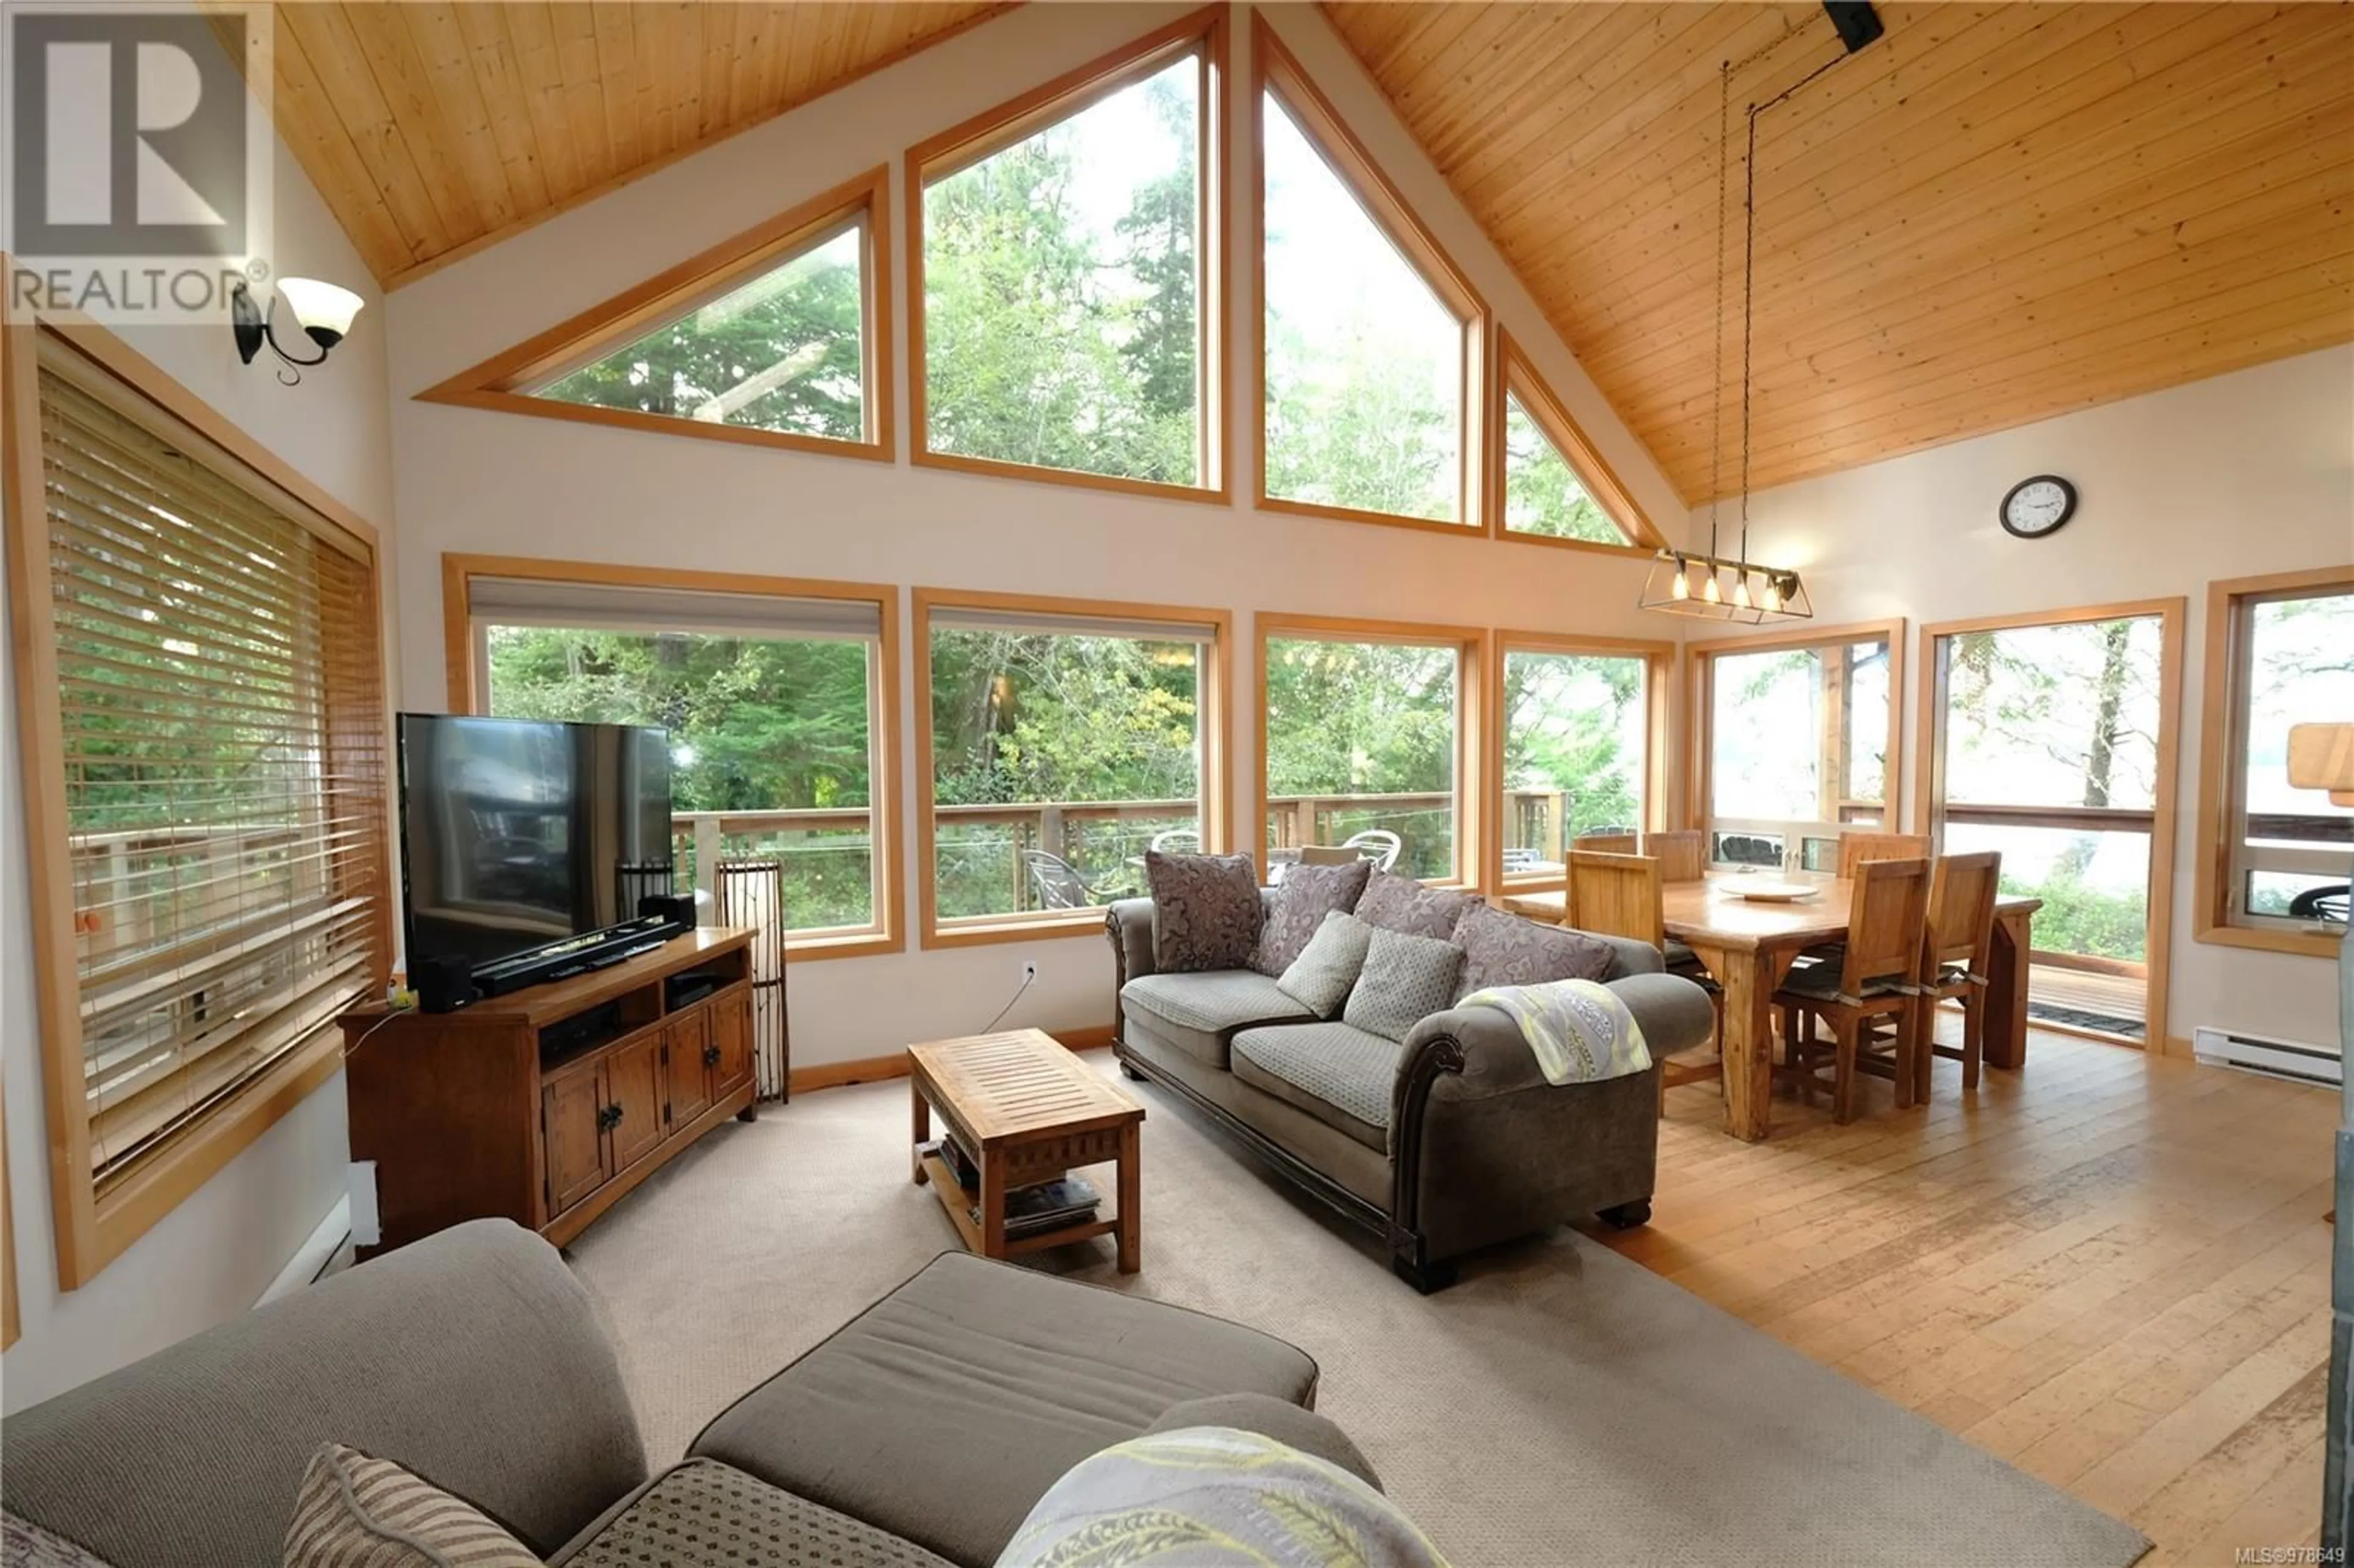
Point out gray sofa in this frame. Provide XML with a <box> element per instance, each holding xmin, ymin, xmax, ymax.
<box><xmin>1108</xmin><ymin>894</ymin><xmax>1716</xmax><ymax>1292</ymax></box>
<box><xmin>1</xmin><ymin>1220</ymin><xmax>1363</xmax><ymax>1568</ymax></box>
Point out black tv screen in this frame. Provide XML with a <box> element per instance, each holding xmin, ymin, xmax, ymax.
<box><xmin>397</xmin><ymin>715</ymin><xmax>676</xmax><ymax>974</ymax></box>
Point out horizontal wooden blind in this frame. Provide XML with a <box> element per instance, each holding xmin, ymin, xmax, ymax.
<box><xmin>36</xmin><ymin>367</ymin><xmax>387</xmax><ymax>1182</ymax></box>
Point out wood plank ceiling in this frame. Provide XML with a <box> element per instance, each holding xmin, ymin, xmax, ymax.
<box><xmin>1325</xmin><ymin>2</ymin><xmax>2354</xmax><ymax>500</ymax></box>
<box><xmin>262</xmin><ymin>2</ymin><xmax>1011</xmax><ymax>287</ymax></box>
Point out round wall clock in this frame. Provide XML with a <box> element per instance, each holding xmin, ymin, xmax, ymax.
<box><xmin>2000</xmin><ymin>474</ymin><xmax>2078</xmax><ymax>539</ymax></box>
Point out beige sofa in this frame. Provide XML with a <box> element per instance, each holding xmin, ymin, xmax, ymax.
<box><xmin>1</xmin><ymin>1220</ymin><xmax>1366</xmax><ymax>1568</ymax></box>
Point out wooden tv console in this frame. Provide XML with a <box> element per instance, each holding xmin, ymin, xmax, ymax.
<box><xmin>340</xmin><ymin>927</ymin><xmax>758</xmax><ymax>1256</ymax></box>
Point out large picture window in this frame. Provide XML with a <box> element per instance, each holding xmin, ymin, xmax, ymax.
<box><xmin>1255</xmin><ymin>20</ymin><xmax>1484</xmax><ymax>533</ymax></box>
<box><xmin>419</xmin><ymin>169</ymin><xmax>892</xmax><ymax>462</ymax></box>
<box><xmin>2196</xmin><ymin>568</ymin><xmax>2353</xmax><ymax>958</ymax></box>
<box><xmin>1691</xmin><ymin>622</ymin><xmax>1901</xmax><ymax>872</ymax></box>
<box><xmin>1496</xmin><ymin>637</ymin><xmax>1669</xmax><ymax>885</ymax></box>
<box><xmin>9</xmin><ymin>327</ymin><xmax>390</xmax><ymax>1287</ymax></box>
<box><xmin>916</xmin><ymin>591</ymin><xmax>1230</xmax><ymax>943</ymax></box>
<box><xmin>910</xmin><ymin>9</ymin><xmax>1225</xmax><ymax>500</ymax></box>
<box><xmin>1260</xmin><ymin>618</ymin><xmax>1484</xmax><ymax>885</ymax></box>
<box><xmin>447</xmin><ymin>561</ymin><xmax>901</xmax><ymax>959</ymax></box>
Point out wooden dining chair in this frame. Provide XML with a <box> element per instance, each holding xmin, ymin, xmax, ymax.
<box><xmin>1774</xmin><ymin>858</ymin><xmax>1932</xmax><ymax>1123</ymax></box>
<box><xmin>1569</xmin><ymin>850</ymin><xmax>1723</xmax><ymax>1111</ymax></box>
<box><xmin>1572</xmin><ymin>831</ymin><xmax>1639</xmax><ymax>855</ymax></box>
<box><xmin>1837</xmin><ymin>830</ymin><xmax>1931</xmax><ymax>879</ymax></box>
<box><xmin>1644</xmin><ymin>830</ymin><xmax>1707</xmax><ymax>883</ymax></box>
<box><xmin>1914</xmin><ymin>851</ymin><xmax>2002</xmax><ymax>1094</ymax></box>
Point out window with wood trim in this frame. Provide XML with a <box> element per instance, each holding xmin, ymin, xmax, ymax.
<box><xmin>1497</xmin><ymin>639</ymin><xmax>1670</xmax><ymax>884</ymax></box>
<box><xmin>453</xmin><ymin>568</ymin><xmax>900</xmax><ymax>957</ymax></box>
<box><xmin>915</xmin><ymin>592</ymin><xmax>1230</xmax><ymax>945</ymax></box>
<box><xmin>1261</xmin><ymin>618</ymin><xmax>1484</xmax><ymax>885</ymax></box>
<box><xmin>1255</xmin><ymin>21</ymin><xmax>1484</xmax><ymax>531</ymax></box>
<box><xmin>1495</xmin><ymin>335</ymin><xmax>1658</xmax><ymax>550</ymax></box>
<box><xmin>1693</xmin><ymin>624</ymin><xmax>1900</xmax><ymax>872</ymax></box>
<box><xmin>416</xmin><ymin>169</ymin><xmax>892</xmax><ymax>462</ymax></box>
<box><xmin>910</xmin><ymin>9</ymin><xmax>1225</xmax><ymax>498</ymax></box>
<box><xmin>2197</xmin><ymin>569</ymin><xmax>2353</xmax><ymax>956</ymax></box>
<box><xmin>9</xmin><ymin>331</ymin><xmax>390</xmax><ymax>1287</ymax></box>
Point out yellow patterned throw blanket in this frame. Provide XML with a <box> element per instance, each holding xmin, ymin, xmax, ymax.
<box><xmin>1456</xmin><ymin>978</ymin><xmax>1652</xmax><ymax>1085</ymax></box>
<box><xmin>997</xmin><ymin>1427</ymin><xmax>1450</xmax><ymax>1567</ymax></box>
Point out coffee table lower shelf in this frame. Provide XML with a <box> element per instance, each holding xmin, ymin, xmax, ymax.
<box><xmin>915</xmin><ymin>1150</ymin><xmax>1122</xmax><ymax>1257</ymax></box>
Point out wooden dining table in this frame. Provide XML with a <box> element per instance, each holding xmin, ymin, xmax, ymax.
<box><xmin>1501</xmin><ymin>870</ymin><xmax>2042</xmax><ymax>1142</ymax></box>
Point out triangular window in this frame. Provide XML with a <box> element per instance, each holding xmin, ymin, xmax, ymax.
<box><xmin>1497</xmin><ymin>335</ymin><xmax>1658</xmax><ymax>549</ymax></box>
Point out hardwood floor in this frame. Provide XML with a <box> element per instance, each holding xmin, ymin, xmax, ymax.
<box><xmin>1597</xmin><ymin>1027</ymin><xmax>2336</xmax><ymax>1566</ymax></box>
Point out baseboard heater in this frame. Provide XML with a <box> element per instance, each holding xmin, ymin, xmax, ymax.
<box><xmin>2191</xmin><ymin>1026</ymin><xmax>2342</xmax><ymax>1087</ymax></box>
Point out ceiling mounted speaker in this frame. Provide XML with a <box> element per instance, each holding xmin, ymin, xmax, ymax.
<box><xmin>1823</xmin><ymin>2</ymin><xmax>1885</xmax><ymax>53</ymax></box>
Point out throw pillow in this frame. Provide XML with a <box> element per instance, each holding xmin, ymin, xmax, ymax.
<box><xmin>1354</xmin><ymin>869</ymin><xmax>1474</xmax><ymax>940</ymax></box>
<box><xmin>283</xmin><ymin>1444</ymin><xmax>541</xmax><ymax>1568</ymax></box>
<box><xmin>1250</xmin><ymin>858</ymin><xmax>1371</xmax><ymax>976</ymax></box>
<box><xmin>1343</xmin><ymin>926</ymin><xmax>1466</xmax><ymax>1043</ymax></box>
<box><xmin>996</xmin><ymin>1426</ymin><xmax>1448</xmax><ymax>1568</ymax></box>
<box><xmin>1452</xmin><ymin>902</ymin><xmax>1615</xmax><ymax>1000</ymax></box>
<box><xmin>1144</xmin><ymin>850</ymin><xmax>1262</xmax><ymax>973</ymax></box>
<box><xmin>3</xmin><ymin>1514</ymin><xmax>115</xmax><ymax>1568</ymax></box>
<box><xmin>1274</xmin><ymin>910</ymin><xmax>1373</xmax><ymax>1018</ymax></box>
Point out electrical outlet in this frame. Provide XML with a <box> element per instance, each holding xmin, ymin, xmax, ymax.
<box><xmin>1021</xmin><ymin>960</ymin><xmax>1038</xmax><ymax>984</ymax></box>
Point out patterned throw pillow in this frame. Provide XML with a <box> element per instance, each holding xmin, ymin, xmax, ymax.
<box><xmin>1144</xmin><ymin>850</ymin><xmax>1262</xmax><ymax>973</ymax></box>
<box><xmin>997</xmin><ymin>1426</ymin><xmax>1449</xmax><ymax>1568</ymax></box>
<box><xmin>4</xmin><ymin>1513</ymin><xmax>115</xmax><ymax>1568</ymax></box>
<box><xmin>1343</xmin><ymin>926</ymin><xmax>1466</xmax><ymax>1043</ymax></box>
<box><xmin>1274</xmin><ymin>910</ymin><xmax>1374</xmax><ymax>1018</ymax></box>
<box><xmin>283</xmin><ymin>1444</ymin><xmax>540</xmax><ymax>1567</ymax></box>
<box><xmin>1250</xmin><ymin>858</ymin><xmax>1371</xmax><ymax>976</ymax></box>
<box><xmin>1353</xmin><ymin>869</ymin><xmax>1474</xmax><ymax>940</ymax></box>
<box><xmin>1452</xmin><ymin>902</ymin><xmax>1615</xmax><ymax>1000</ymax></box>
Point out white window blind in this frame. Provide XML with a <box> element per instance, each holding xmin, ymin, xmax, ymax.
<box><xmin>468</xmin><ymin>576</ymin><xmax>882</xmax><ymax>641</ymax></box>
<box><xmin>36</xmin><ymin>365</ymin><xmax>389</xmax><ymax>1180</ymax></box>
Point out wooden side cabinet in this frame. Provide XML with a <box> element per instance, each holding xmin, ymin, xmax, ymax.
<box><xmin>343</xmin><ymin>929</ymin><xmax>761</xmax><ymax>1255</ymax></box>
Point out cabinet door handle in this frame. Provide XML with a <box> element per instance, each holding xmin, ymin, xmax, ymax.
<box><xmin>599</xmin><ymin>1104</ymin><xmax>623</xmax><ymax>1130</ymax></box>
<box><xmin>703</xmin><ymin>1043</ymin><xmax>722</xmax><ymax>1067</ymax></box>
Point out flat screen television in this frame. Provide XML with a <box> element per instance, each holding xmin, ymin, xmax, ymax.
<box><xmin>397</xmin><ymin>714</ymin><xmax>677</xmax><ymax>978</ymax></box>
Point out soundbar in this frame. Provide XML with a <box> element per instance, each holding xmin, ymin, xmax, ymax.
<box><xmin>470</xmin><ymin>911</ymin><xmax>691</xmax><ymax>998</ymax></box>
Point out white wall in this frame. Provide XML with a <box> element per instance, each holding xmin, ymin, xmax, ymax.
<box><xmin>1683</xmin><ymin>346</ymin><xmax>2354</xmax><ymax>1053</ymax></box>
<box><xmin>383</xmin><ymin>2</ymin><xmax>1688</xmax><ymax>1067</ymax></box>
<box><xmin>2</xmin><ymin>127</ymin><xmax>395</xmax><ymax>1407</ymax></box>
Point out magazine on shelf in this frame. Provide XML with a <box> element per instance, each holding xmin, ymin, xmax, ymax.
<box><xmin>975</xmin><ymin>1175</ymin><xmax>1102</xmax><ymax>1239</ymax></box>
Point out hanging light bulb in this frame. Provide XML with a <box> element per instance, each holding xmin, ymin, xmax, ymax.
<box><xmin>1762</xmin><ymin>575</ymin><xmax>1783</xmax><ymax>614</ymax></box>
<box><xmin>1733</xmin><ymin>572</ymin><xmax>1753</xmax><ymax>611</ymax></box>
<box><xmin>1701</xmin><ymin>570</ymin><xmax>1721</xmax><ymax>605</ymax></box>
<box><xmin>1670</xmin><ymin>557</ymin><xmax>1691</xmax><ymax>600</ymax></box>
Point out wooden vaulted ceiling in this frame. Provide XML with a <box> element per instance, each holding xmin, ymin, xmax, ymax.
<box><xmin>260</xmin><ymin>2</ymin><xmax>1010</xmax><ymax>286</ymax></box>
<box><xmin>1325</xmin><ymin>2</ymin><xmax>2354</xmax><ymax>500</ymax></box>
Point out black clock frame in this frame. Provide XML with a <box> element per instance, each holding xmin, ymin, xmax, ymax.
<box><xmin>2000</xmin><ymin>474</ymin><xmax>2078</xmax><ymax>539</ymax></box>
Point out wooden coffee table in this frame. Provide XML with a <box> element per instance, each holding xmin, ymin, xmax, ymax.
<box><xmin>908</xmin><ymin>1028</ymin><xmax>1144</xmax><ymax>1273</ymax></box>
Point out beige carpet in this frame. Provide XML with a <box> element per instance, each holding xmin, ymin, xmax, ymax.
<box><xmin>564</xmin><ymin>1062</ymin><xmax>2150</xmax><ymax>1566</ymax></box>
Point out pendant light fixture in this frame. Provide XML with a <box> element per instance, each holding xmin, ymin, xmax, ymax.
<box><xmin>1642</xmin><ymin>8</ymin><xmax>1881</xmax><ymax>624</ymax></box>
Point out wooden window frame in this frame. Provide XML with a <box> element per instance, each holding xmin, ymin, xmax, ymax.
<box><xmin>1487</xmin><ymin>330</ymin><xmax>1664</xmax><ymax>556</ymax></box>
<box><xmin>441</xmin><ymin>554</ymin><xmax>905</xmax><ymax>964</ymax></box>
<box><xmin>913</xmin><ymin>588</ymin><xmax>1235</xmax><ymax>949</ymax></box>
<box><xmin>1686</xmin><ymin>618</ymin><xmax>1906</xmax><ymax>864</ymax></box>
<box><xmin>1254</xmin><ymin>613</ymin><xmax>1489</xmax><ymax>891</ymax></box>
<box><xmin>4</xmin><ymin>318</ymin><xmax>393</xmax><ymax>1290</ymax></box>
<box><xmin>416</xmin><ymin>167</ymin><xmax>895</xmax><ymax>464</ymax></box>
<box><xmin>1914</xmin><ymin>599</ymin><xmax>2187</xmax><ymax>1051</ymax></box>
<box><xmin>1488</xmin><ymin>631</ymin><xmax>1677</xmax><ymax>891</ymax></box>
<box><xmin>905</xmin><ymin>6</ymin><xmax>1229</xmax><ymax>506</ymax></box>
<box><xmin>1251</xmin><ymin>15</ymin><xmax>1489</xmax><ymax>539</ymax></box>
<box><xmin>2193</xmin><ymin>566</ymin><xmax>2353</xmax><ymax>961</ymax></box>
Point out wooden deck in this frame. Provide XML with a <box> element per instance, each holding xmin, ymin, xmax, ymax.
<box><xmin>2030</xmin><ymin>963</ymin><xmax>2151</xmax><ymax>1037</ymax></box>
<box><xmin>1601</xmin><ymin>1025</ymin><xmax>2335</xmax><ymax>1566</ymax></box>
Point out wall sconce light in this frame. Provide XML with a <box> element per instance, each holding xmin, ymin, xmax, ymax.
<box><xmin>231</xmin><ymin>277</ymin><xmax>364</xmax><ymax>384</ymax></box>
